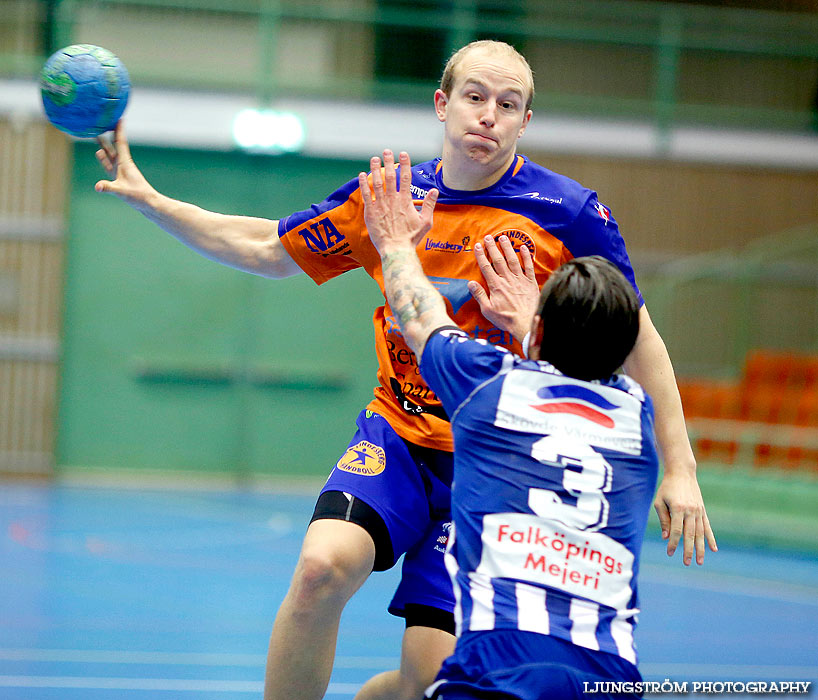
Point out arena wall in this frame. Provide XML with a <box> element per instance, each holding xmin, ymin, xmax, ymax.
<box><xmin>0</xmin><ymin>119</ymin><xmax>68</xmax><ymax>475</ymax></box>
<box><xmin>52</xmin><ymin>141</ymin><xmax>818</xmax><ymax>475</ymax></box>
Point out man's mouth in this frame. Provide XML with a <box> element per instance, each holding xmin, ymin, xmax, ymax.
<box><xmin>468</xmin><ymin>132</ymin><xmax>497</xmax><ymax>144</ymax></box>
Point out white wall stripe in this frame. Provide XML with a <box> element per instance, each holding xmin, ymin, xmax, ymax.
<box><xmin>569</xmin><ymin>598</ymin><xmax>600</xmax><ymax>651</ymax></box>
<box><xmin>8</xmin><ymin>79</ymin><xmax>818</xmax><ymax>170</ymax></box>
<box><xmin>515</xmin><ymin>582</ymin><xmax>549</xmax><ymax>635</ymax></box>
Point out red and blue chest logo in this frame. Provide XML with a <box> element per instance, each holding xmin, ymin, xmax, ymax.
<box><xmin>530</xmin><ymin>385</ymin><xmax>619</xmax><ymax>429</ymax></box>
<box><xmin>495</xmin><ymin>371</ymin><xmax>643</xmax><ymax>455</ymax></box>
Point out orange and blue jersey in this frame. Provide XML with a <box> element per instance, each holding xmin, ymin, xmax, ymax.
<box><xmin>278</xmin><ymin>154</ymin><xmax>642</xmax><ymax>452</ymax></box>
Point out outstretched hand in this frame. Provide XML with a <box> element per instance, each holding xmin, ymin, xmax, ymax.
<box><xmin>469</xmin><ymin>235</ymin><xmax>539</xmax><ymax>344</ymax></box>
<box><xmin>358</xmin><ymin>150</ymin><xmax>438</xmax><ymax>255</ymax></box>
<box><xmin>95</xmin><ymin>120</ymin><xmax>157</xmax><ymax>211</ymax></box>
<box><xmin>654</xmin><ymin>468</ymin><xmax>717</xmax><ymax>566</ymax></box>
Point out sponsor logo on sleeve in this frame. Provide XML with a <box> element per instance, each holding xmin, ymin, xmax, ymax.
<box><xmin>511</xmin><ymin>191</ymin><xmax>564</xmax><ymax>205</ymax></box>
<box><xmin>336</xmin><ymin>441</ymin><xmax>386</xmax><ymax>476</ymax></box>
<box><xmin>434</xmin><ymin>521</ymin><xmax>453</xmax><ymax>553</ymax></box>
<box><xmin>298</xmin><ymin>217</ymin><xmax>350</xmax><ymax>256</ymax></box>
<box><xmin>594</xmin><ymin>201</ymin><xmax>611</xmax><ymax>225</ymax></box>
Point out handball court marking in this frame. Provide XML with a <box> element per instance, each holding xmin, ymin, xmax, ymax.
<box><xmin>2</xmin><ymin>484</ymin><xmax>816</xmax><ymax>698</ymax></box>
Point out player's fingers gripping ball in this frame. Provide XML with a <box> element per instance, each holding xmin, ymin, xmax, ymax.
<box><xmin>40</xmin><ymin>44</ymin><xmax>130</xmax><ymax>138</ymax></box>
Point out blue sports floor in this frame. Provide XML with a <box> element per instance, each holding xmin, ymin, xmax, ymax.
<box><xmin>1</xmin><ymin>483</ymin><xmax>816</xmax><ymax>699</ymax></box>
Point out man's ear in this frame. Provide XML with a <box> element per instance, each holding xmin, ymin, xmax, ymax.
<box><xmin>528</xmin><ymin>314</ymin><xmax>544</xmax><ymax>361</ymax></box>
<box><xmin>518</xmin><ymin>110</ymin><xmax>532</xmax><ymax>139</ymax></box>
<box><xmin>434</xmin><ymin>89</ymin><xmax>449</xmax><ymax>123</ymax></box>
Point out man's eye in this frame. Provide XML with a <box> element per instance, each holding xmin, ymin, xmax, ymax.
<box><xmin>469</xmin><ymin>94</ymin><xmax>481</xmax><ymax>102</ymax></box>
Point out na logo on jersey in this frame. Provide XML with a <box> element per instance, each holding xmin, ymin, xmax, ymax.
<box><xmin>298</xmin><ymin>217</ymin><xmax>346</xmax><ymax>253</ymax></box>
<box><xmin>336</xmin><ymin>441</ymin><xmax>386</xmax><ymax>476</ymax></box>
<box><xmin>531</xmin><ymin>384</ymin><xmax>620</xmax><ymax>428</ymax></box>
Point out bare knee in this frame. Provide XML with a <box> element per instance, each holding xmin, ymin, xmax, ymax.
<box><xmin>288</xmin><ymin>520</ymin><xmax>376</xmax><ymax>612</ymax></box>
<box><xmin>292</xmin><ymin>548</ymin><xmax>356</xmax><ymax>606</ymax></box>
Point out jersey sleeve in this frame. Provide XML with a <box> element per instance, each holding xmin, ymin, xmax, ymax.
<box><xmin>566</xmin><ymin>194</ymin><xmax>644</xmax><ymax>306</ymax></box>
<box><xmin>277</xmin><ymin>177</ymin><xmax>368</xmax><ymax>285</ymax></box>
<box><xmin>420</xmin><ymin>327</ymin><xmax>511</xmax><ymax>418</ymax></box>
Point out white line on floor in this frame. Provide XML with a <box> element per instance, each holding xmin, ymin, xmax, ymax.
<box><xmin>0</xmin><ymin>675</ymin><xmax>362</xmax><ymax>694</ymax></box>
<box><xmin>0</xmin><ymin>648</ymin><xmax>397</xmax><ymax>669</ymax></box>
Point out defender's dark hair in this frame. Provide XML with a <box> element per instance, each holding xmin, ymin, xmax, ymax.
<box><xmin>536</xmin><ymin>256</ymin><xmax>640</xmax><ymax>381</ymax></box>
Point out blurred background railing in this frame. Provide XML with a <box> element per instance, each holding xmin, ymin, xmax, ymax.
<box><xmin>643</xmin><ymin>222</ymin><xmax>818</xmax><ymax>376</ymax></box>
<box><xmin>2</xmin><ymin>0</ymin><xmax>818</xmax><ymax>134</ymax></box>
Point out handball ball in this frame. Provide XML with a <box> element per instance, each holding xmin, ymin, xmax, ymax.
<box><xmin>40</xmin><ymin>44</ymin><xmax>130</xmax><ymax>138</ymax></box>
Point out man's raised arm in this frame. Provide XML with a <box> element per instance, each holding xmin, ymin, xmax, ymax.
<box><xmin>358</xmin><ymin>150</ymin><xmax>446</xmax><ymax>357</ymax></box>
<box><xmin>623</xmin><ymin>308</ymin><xmax>717</xmax><ymax>566</ymax></box>
<box><xmin>95</xmin><ymin>121</ymin><xmax>301</xmax><ymax>280</ymax></box>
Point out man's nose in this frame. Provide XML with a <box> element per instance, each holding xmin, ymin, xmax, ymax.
<box><xmin>480</xmin><ymin>100</ymin><xmax>497</xmax><ymax>127</ymax></box>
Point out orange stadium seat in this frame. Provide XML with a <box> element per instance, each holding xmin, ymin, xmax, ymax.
<box><xmin>680</xmin><ymin>350</ymin><xmax>818</xmax><ymax>473</ymax></box>
<box><xmin>743</xmin><ymin>350</ymin><xmax>789</xmax><ymax>386</ymax></box>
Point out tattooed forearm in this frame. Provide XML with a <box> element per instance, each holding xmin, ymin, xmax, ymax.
<box><xmin>380</xmin><ymin>248</ymin><xmax>449</xmax><ymax>355</ymax></box>
<box><xmin>382</xmin><ymin>248</ymin><xmax>442</xmax><ymax>324</ymax></box>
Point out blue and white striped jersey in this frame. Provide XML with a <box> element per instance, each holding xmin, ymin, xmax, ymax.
<box><xmin>419</xmin><ymin>328</ymin><xmax>659</xmax><ymax>665</ymax></box>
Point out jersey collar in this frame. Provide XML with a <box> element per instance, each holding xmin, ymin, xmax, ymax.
<box><xmin>434</xmin><ymin>155</ymin><xmax>525</xmax><ymax>198</ymax></box>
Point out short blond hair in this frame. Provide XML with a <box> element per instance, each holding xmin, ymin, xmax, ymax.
<box><xmin>440</xmin><ymin>40</ymin><xmax>535</xmax><ymax>112</ymax></box>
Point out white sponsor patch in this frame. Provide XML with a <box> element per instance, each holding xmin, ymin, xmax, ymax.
<box><xmin>495</xmin><ymin>371</ymin><xmax>643</xmax><ymax>456</ymax></box>
<box><xmin>476</xmin><ymin>512</ymin><xmax>635</xmax><ymax>611</ymax></box>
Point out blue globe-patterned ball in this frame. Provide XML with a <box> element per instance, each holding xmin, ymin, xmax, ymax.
<box><xmin>40</xmin><ymin>44</ymin><xmax>130</xmax><ymax>138</ymax></box>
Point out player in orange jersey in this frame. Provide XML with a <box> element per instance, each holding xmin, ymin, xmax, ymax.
<box><xmin>95</xmin><ymin>40</ymin><xmax>716</xmax><ymax>700</ymax></box>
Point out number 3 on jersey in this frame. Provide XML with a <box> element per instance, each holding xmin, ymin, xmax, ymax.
<box><xmin>528</xmin><ymin>435</ymin><xmax>612</xmax><ymax>532</ymax></box>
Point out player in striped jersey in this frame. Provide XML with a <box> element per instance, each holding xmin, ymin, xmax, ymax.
<box><xmin>359</xmin><ymin>150</ymin><xmax>658</xmax><ymax>699</ymax></box>
<box><xmin>94</xmin><ymin>39</ymin><xmax>714</xmax><ymax>700</ymax></box>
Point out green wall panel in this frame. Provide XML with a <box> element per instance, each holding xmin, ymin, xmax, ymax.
<box><xmin>58</xmin><ymin>144</ymin><xmax>381</xmax><ymax>477</ymax></box>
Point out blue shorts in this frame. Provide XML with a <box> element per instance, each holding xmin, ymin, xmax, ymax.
<box><xmin>320</xmin><ymin>409</ymin><xmax>454</xmax><ymax>617</ymax></box>
<box><xmin>427</xmin><ymin>630</ymin><xmax>642</xmax><ymax>700</ymax></box>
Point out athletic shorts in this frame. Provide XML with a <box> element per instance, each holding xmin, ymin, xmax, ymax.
<box><xmin>317</xmin><ymin>409</ymin><xmax>455</xmax><ymax>618</ymax></box>
<box><xmin>426</xmin><ymin>630</ymin><xmax>643</xmax><ymax>700</ymax></box>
